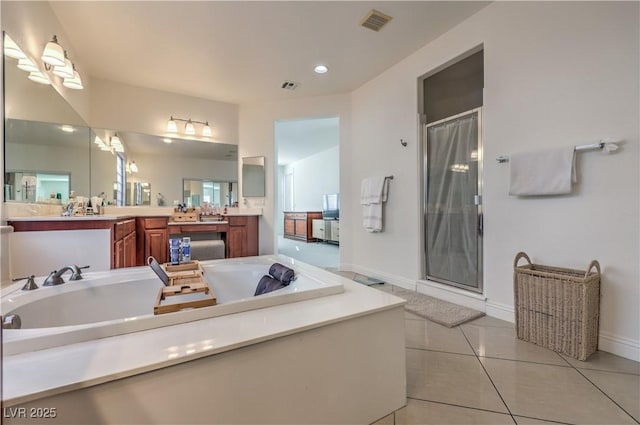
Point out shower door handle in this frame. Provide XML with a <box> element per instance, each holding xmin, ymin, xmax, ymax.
<box><xmin>478</xmin><ymin>213</ymin><xmax>483</xmax><ymax>236</ymax></box>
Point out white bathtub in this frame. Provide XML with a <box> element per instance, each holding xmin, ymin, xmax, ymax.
<box><xmin>1</xmin><ymin>255</ymin><xmax>344</xmax><ymax>355</ymax></box>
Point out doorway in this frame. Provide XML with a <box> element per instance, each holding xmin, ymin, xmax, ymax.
<box><xmin>424</xmin><ymin>109</ymin><xmax>482</xmax><ymax>292</ymax></box>
<box><xmin>274</xmin><ymin>116</ymin><xmax>340</xmax><ymax>269</ymax></box>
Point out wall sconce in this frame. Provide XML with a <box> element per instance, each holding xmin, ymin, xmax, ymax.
<box><xmin>167</xmin><ymin>116</ymin><xmax>212</xmax><ymax>137</ymax></box>
<box><xmin>41</xmin><ymin>35</ymin><xmax>83</xmax><ymax>90</ymax></box>
<box><xmin>127</xmin><ymin>161</ymin><xmax>139</xmax><ymax>174</ymax></box>
<box><xmin>110</xmin><ymin>133</ymin><xmax>124</xmax><ymax>153</ymax></box>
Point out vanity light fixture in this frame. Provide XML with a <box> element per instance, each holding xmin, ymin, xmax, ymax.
<box><xmin>167</xmin><ymin>116</ymin><xmax>212</xmax><ymax>137</ymax></box>
<box><xmin>41</xmin><ymin>35</ymin><xmax>65</xmax><ymax>67</ymax></box>
<box><xmin>53</xmin><ymin>51</ymin><xmax>74</xmax><ymax>79</ymax></box>
<box><xmin>27</xmin><ymin>71</ymin><xmax>51</xmax><ymax>85</ymax></box>
<box><xmin>4</xmin><ymin>34</ymin><xmax>26</xmax><ymax>59</ymax></box>
<box><xmin>62</xmin><ymin>64</ymin><xmax>83</xmax><ymax>90</ymax></box>
<box><xmin>110</xmin><ymin>133</ymin><xmax>124</xmax><ymax>153</ymax></box>
<box><xmin>17</xmin><ymin>57</ymin><xmax>38</xmax><ymax>73</ymax></box>
<box><xmin>128</xmin><ymin>161</ymin><xmax>139</xmax><ymax>173</ymax></box>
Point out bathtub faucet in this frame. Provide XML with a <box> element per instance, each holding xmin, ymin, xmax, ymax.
<box><xmin>43</xmin><ymin>265</ymin><xmax>90</xmax><ymax>286</ymax></box>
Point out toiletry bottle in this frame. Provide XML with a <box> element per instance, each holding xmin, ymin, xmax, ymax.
<box><xmin>182</xmin><ymin>237</ymin><xmax>191</xmax><ymax>263</ymax></box>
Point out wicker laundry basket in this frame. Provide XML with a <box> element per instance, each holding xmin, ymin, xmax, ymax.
<box><xmin>513</xmin><ymin>252</ymin><xmax>601</xmax><ymax>361</ymax></box>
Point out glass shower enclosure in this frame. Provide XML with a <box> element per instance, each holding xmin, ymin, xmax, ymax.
<box><xmin>424</xmin><ymin>108</ymin><xmax>483</xmax><ymax>292</ymax></box>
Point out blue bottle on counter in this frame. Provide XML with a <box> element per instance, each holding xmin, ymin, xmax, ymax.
<box><xmin>181</xmin><ymin>236</ymin><xmax>191</xmax><ymax>263</ymax></box>
<box><xmin>169</xmin><ymin>238</ymin><xmax>181</xmax><ymax>265</ymax></box>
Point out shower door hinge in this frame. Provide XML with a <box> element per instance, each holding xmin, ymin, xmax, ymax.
<box><xmin>474</xmin><ymin>195</ymin><xmax>482</xmax><ymax>205</ymax></box>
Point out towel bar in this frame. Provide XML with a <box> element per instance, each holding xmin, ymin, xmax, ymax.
<box><xmin>496</xmin><ymin>140</ymin><xmax>619</xmax><ymax>163</ymax></box>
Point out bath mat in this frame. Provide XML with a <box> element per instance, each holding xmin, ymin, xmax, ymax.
<box><xmin>391</xmin><ymin>287</ymin><xmax>485</xmax><ymax>328</ymax></box>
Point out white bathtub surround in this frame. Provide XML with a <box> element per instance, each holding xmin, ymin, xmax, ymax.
<box><xmin>2</xmin><ymin>255</ymin><xmax>344</xmax><ymax>355</ymax></box>
<box><xmin>2</xmin><ymin>255</ymin><xmax>407</xmax><ymax>424</ymax></box>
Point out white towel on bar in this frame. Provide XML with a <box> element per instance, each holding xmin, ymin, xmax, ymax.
<box><xmin>361</xmin><ymin>177</ymin><xmax>389</xmax><ymax>232</ymax></box>
<box><xmin>508</xmin><ymin>147</ymin><xmax>577</xmax><ymax>196</ymax></box>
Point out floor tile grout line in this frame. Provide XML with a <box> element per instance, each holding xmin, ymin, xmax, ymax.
<box><xmin>459</xmin><ymin>325</ymin><xmax>517</xmax><ymax>422</ymax></box>
<box><xmin>555</xmin><ymin>350</ymin><xmax>640</xmax><ymax>423</ymax></box>
<box><xmin>566</xmin><ymin>363</ymin><xmax>640</xmax><ymax>424</ymax></box>
<box><xmin>406</xmin><ymin>396</ymin><xmax>514</xmax><ymax>417</ymax></box>
<box><xmin>405</xmin><ymin>346</ymin><xmax>477</xmax><ymax>357</ymax></box>
<box><xmin>477</xmin><ymin>354</ymin><xmax>573</xmax><ymax>368</ymax></box>
<box><xmin>510</xmin><ymin>413</ymin><xmax>575</xmax><ymax>424</ymax></box>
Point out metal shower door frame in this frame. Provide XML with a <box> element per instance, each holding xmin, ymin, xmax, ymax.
<box><xmin>423</xmin><ymin>107</ymin><xmax>483</xmax><ymax>293</ymax></box>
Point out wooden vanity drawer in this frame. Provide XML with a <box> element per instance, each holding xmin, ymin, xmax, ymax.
<box><xmin>114</xmin><ymin>219</ymin><xmax>136</xmax><ymax>240</ymax></box>
<box><xmin>143</xmin><ymin>217</ymin><xmax>168</xmax><ymax>229</ymax></box>
<box><xmin>228</xmin><ymin>216</ymin><xmax>248</xmax><ymax>226</ymax></box>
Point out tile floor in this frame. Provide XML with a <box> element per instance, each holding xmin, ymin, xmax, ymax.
<box><xmin>276</xmin><ymin>235</ymin><xmax>339</xmax><ymax>269</ymax></box>
<box><xmin>367</xmin><ymin>283</ymin><xmax>640</xmax><ymax>425</ymax></box>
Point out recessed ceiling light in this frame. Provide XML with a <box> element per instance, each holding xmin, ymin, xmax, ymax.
<box><xmin>314</xmin><ymin>65</ymin><xmax>328</xmax><ymax>74</ymax></box>
<box><xmin>163</xmin><ymin>138</ymin><xmax>173</xmax><ymax>144</ymax></box>
<box><xmin>61</xmin><ymin>125</ymin><xmax>74</xmax><ymax>132</ymax></box>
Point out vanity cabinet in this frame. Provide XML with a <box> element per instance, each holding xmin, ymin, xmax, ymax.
<box><xmin>136</xmin><ymin>217</ymin><xmax>169</xmax><ymax>266</ymax></box>
<box><xmin>284</xmin><ymin>212</ymin><xmax>322</xmax><ymax>242</ymax></box>
<box><xmin>311</xmin><ymin>218</ymin><xmax>340</xmax><ymax>244</ymax></box>
<box><xmin>227</xmin><ymin>216</ymin><xmax>259</xmax><ymax>258</ymax></box>
<box><xmin>113</xmin><ymin>219</ymin><xmax>136</xmax><ymax>269</ymax></box>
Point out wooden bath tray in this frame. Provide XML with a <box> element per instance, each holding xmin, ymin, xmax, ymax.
<box><xmin>162</xmin><ymin>261</ymin><xmax>205</xmax><ymax>286</ymax></box>
<box><xmin>154</xmin><ymin>261</ymin><xmax>217</xmax><ymax>314</ymax></box>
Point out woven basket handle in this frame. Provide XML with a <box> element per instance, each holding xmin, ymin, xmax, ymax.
<box><xmin>514</xmin><ymin>252</ymin><xmax>532</xmax><ymax>268</ymax></box>
<box><xmin>585</xmin><ymin>260</ymin><xmax>601</xmax><ymax>279</ymax></box>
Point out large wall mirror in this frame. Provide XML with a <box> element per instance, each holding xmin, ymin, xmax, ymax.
<box><xmin>4</xmin><ymin>32</ymin><xmax>239</xmax><ymax>208</ymax></box>
<box><xmin>242</xmin><ymin>156</ymin><xmax>265</xmax><ymax>197</ymax></box>
<box><xmin>183</xmin><ymin>179</ymin><xmax>238</xmax><ymax>208</ymax></box>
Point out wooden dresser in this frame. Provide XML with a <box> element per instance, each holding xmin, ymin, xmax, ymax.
<box><xmin>284</xmin><ymin>211</ymin><xmax>322</xmax><ymax>242</ymax></box>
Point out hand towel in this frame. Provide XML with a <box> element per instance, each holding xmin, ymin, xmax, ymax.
<box><xmin>508</xmin><ymin>147</ymin><xmax>576</xmax><ymax>196</ymax></box>
<box><xmin>361</xmin><ymin>177</ymin><xmax>389</xmax><ymax>232</ymax></box>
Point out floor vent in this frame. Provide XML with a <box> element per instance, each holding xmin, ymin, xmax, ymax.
<box><xmin>360</xmin><ymin>9</ymin><xmax>392</xmax><ymax>32</ymax></box>
<box><xmin>281</xmin><ymin>80</ymin><xmax>299</xmax><ymax>90</ymax></box>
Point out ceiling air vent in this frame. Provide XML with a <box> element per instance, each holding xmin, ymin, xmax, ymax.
<box><xmin>360</xmin><ymin>9</ymin><xmax>392</xmax><ymax>32</ymax></box>
<box><xmin>281</xmin><ymin>80</ymin><xmax>299</xmax><ymax>91</ymax></box>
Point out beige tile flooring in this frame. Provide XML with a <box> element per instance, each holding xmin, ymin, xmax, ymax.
<box><xmin>367</xmin><ymin>283</ymin><xmax>640</xmax><ymax>425</ymax></box>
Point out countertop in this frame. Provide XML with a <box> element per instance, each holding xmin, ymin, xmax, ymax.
<box><xmin>2</xmin><ymin>257</ymin><xmax>405</xmax><ymax>406</ymax></box>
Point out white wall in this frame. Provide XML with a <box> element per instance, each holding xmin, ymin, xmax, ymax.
<box><xmin>239</xmin><ymin>94</ymin><xmax>351</xmax><ymax>256</ymax></box>
<box><xmin>90</xmin><ymin>79</ymin><xmax>238</xmax><ymax>144</ymax></box>
<box><xmin>348</xmin><ymin>2</ymin><xmax>639</xmax><ymax>360</ymax></box>
<box><xmin>274</xmin><ymin>146</ymin><xmax>339</xmax><ymax>236</ymax></box>
<box><xmin>285</xmin><ymin>146</ymin><xmax>339</xmax><ymax>212</ymax></box>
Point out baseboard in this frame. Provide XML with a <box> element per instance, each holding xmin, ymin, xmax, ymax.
<box><xmin>598</xmin><ymin>331</ymin><xmax>640</xmax><ymax>362</ymax></box>
<box><xmin>416</xmin><ymin>279</ymin><xmax>486</xmax><ymax>311</ymax></box>
<box><xmin>485</xmin><ymin>300</ymin><xmax>515</xmax><ymax>323</ymax></box>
